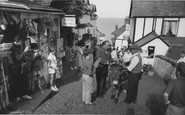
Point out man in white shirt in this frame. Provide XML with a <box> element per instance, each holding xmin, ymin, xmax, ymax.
<box><xmin>111</xmin><ymin>48</ymin><xmax>118</xmax><ymax>61</ymax></box>
<box><xmin>122</xmin><ymin>48</ymin><xmax>132</xmax><ymax>66</ymax></box>
<box><xmin>123</xmin><ymin>44</ymin><xmax>143</xmax><ymax>104</ymax></box>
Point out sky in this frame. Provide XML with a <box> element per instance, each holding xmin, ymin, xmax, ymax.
<box><xmin>90</xmin><ymin>0</ymin><xmax>131</xmax><ymax>18</ymax></box>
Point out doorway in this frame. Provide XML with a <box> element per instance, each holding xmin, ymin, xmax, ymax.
<box><xmin>148</xmin><ymin>46</ymin><xmax>155</xmax><ymax>58</ymax></box>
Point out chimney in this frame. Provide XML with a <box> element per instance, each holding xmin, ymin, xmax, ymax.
<box><xmin>115</xmin><ymin>25</ymin><xmax>118</xmax><ymax>31</ymax></box>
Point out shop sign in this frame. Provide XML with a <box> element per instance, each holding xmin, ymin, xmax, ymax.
<box><xmin>61</xmin><ymin>16</ymin><xmax>76</xmax><ymax>27</ymax></box>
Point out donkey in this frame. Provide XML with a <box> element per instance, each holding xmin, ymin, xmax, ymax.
<box><xmin>109</xmin><ymin>63</ymin><xmax>128</xmax><ymax>104</ymax></box>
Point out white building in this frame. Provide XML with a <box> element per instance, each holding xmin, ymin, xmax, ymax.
<box><xmin>129</xmin><ymin>0</ymin><xmax>185</xmax><ymax>62</ymax></box>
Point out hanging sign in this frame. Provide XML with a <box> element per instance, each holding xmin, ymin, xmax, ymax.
<box><xmin>61</xmin><ymin>15</ymin><xmax>76</xmax><ymax>27</ymax></box>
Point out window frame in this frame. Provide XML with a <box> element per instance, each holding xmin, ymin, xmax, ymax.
<box><xmin>161</xmin><ymin>19</ymin><xmax>179</xmax><ymax>37</ymax></box>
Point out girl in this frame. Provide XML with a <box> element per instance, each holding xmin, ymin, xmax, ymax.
<box><xmin>81</xmin><ymin>48</ymin><xmax>95</xmax><ymax>105</ymax></box>
<box><xmin>47</xmin><ymin>47</ymin><xmax>59</xmax><ymax>92</ymax></box>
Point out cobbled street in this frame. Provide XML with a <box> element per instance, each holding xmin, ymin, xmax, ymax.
<box><xmin>34</xmin><ymin>71</ymin><xmax>165</xmax><ymax>114</ymax></box>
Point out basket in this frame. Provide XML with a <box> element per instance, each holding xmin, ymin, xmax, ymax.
<box><xmin>0</xmin><ymin>43</ymin><xmax>13</xmax><ymax>51</ymax></box>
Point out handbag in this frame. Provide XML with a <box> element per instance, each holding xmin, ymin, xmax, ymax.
<box><xmin>55</xmin><ymin>70</ymin><xmax>61</xmax><ymax>79</ymax></box>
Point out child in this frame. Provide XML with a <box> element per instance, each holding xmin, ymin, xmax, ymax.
<box><xmin>47</xmin><ymin>47</ymin><xmax>59</xmax><ymax>92</ymax></box>
<box><xmin>81</xmin><ymin>48</ymin><xmax>95</xmax><ymax>105</ymax></box>
<box><xmin>31</xmin><ymin>43</ymin><xmax>43</xmax><ymax>93</ymax></box>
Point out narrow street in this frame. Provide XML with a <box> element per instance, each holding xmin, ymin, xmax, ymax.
<box><xmin>33</xmin><ymin>72</ymin><xmax>166</xmax><ymax>114</ymax></box>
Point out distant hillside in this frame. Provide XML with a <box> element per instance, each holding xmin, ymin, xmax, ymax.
<box><xmin>96</xmin><ymin>18</ymin><xmax>124</xmax><ymax>42</ymax></box>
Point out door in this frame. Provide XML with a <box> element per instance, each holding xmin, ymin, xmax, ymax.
<box><xmin>148</xmin><ymin>46</ymin><xmax>155</xmax><ymax>58</ymax></box>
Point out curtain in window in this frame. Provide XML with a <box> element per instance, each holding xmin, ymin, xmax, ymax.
<box><xmin>163</xmin><ymin>21</ymin><xmax>178</xmax><ymax>36</ymax></box>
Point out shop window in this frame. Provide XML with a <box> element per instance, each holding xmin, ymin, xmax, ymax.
<box><xmin>148</xmin><ymin>46</ymin><xmax>155</xmax><ymax>58</ymax></box>
<box><xmin>162</xmin><ymin>20</ymin><xmax>179</xmax><ymax>36</ymax></box>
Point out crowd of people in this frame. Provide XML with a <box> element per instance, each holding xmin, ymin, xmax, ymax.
<box><xmin>10</xmin><ymin>35</ymin><xmax>60</xmax><ymax>101</ymax></box>
<box><xmin>77</xmin><ymin>40</ymin><xmax>185</xmax><ymax>115</ymax></box>
<box><xmin>9</xmin><ymin>34</ymin><xmax>185</xmax><ymax>114</ymax></box>
<box><xmin>75</xmin><ymin>40</ymin><xmax>142</xmax><ymax>105</ymax></box>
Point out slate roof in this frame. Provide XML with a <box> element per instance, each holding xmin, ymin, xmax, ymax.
<box><xmin>111</xmin><ymin>25</ymin><xmax>126</xmax><ymax>38</ymax></box>
<box><xmin>134</xmin><ymin>31</ymin><xmax>170</xmax><ymax>47</ymax></box>
<box><xmin>130</xmin><ymin>0</ymin><xmax>185</xmax><ymax>17</ymax></box>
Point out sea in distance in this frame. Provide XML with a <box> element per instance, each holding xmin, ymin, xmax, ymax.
<box><xmin>96</xmin><ymin>17</ymin><xmax>125</xmax><ymax>42</ymax></box>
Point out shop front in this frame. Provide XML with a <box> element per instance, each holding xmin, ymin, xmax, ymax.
<box><xmin>0</xmin><ymin>1</ymin><xmax>64</xmax><ymax>111</ymax></box>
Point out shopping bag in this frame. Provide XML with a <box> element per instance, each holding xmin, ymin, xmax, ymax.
<box><xmin>55</xmin><ymin>70</ymin><xmax>61</xmax><ymax>79</ymax></box>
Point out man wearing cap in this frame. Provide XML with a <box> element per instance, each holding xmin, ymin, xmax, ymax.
<box><xmin>123</xmin><ymin>44</ymin><xmax>142</xmax><ymax>104</ymax></box>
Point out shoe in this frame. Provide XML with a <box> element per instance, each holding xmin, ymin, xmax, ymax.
<box><xmin>54</xmin><ymin>85</ymin><xmax>59</xmax><ymax>91</ymax></box>
<box><xmin>74</xmin><ymin>67</ymin><xmax>77</xmax><ymax>69</ymax></box>
<box><xmin>123</xmin><ymin>89</ymin><xmax>127</xmax><ymax>93</ymax></box>
<box><xmin>85</xmin><ymin>102</ymin><xmax>92</xmax><ymax>105</ymax></box>
<box><xmin>71</xmin><ymin>67</ymin><xmax>74</xmax><ymax>70</ymax></box>
<box><xmin>22</xmin><ymin>95</ymin><xmax>32</xmax><ymax>100</ymax></box>
<box><xmin>51</xmin><ymin>87</ymin><xmax>58</xmax><ymax>92</ymax></box>
<box><xmin>16</xmin><ymin>97</ymin><xmax>22</xmax><ymax>101</ymax></box>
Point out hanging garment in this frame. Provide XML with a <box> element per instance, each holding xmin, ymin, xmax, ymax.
<box><xmin>37</xmin><ymin>19</ymin><xmax>45</xmax><ymax>34</ymax></box>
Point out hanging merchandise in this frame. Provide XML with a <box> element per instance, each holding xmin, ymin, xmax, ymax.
<box><xmin>1</xmin><ymin>12</ymin><xmax>8</xmax><ymax>25</ymax></box>
<box><xmin>27</xmin><ymin>20</ymin><xmax>37</xmax><ymax>36</ymax></box>
<box><xmin>51</xmin><ymin>21</ymin><xmax>58</xmax><ymax>32</ymax></box>
<box><xmin>2</xmin><ymin>12</ymin><xmax>14</xmax><ymax>25</ymax></box>
<box><xmin>37</xmin><ymin>18</ymin><xmax>46</xmax><ymax>34</ymax></box>
<box><xmin>9</xmin><ymin>12</ymin><xmax>20</xmax><ymax>25</ymax></box>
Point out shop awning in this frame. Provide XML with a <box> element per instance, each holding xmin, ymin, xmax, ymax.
<box><xmin>75</xmin><ymin>23</ymin><xmax>94</xmax><ymax>29</ymax></box>
<box><xmin>0</xmin><ymin>1</ymin><xmax>65</xmax><ymax>15</ymax></box>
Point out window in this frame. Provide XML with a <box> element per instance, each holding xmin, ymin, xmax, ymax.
<box><xmin>162</xmin><ymin>20</ymin><xmax>179</xmax><ymax>36</ymax></box>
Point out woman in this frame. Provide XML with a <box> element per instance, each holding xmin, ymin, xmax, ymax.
<box><xmin>81</xmin><ymin>48</ymin><xmax>95</xmax><ymax>105</ymax></box>
<box><xmin>21</xmin><ymin>37</ymin><xmax>34</xmax><ymax>99</ymax></box>
<box><xmin>47</xmin><ymin>47</ymin><xmax>59</xmax><ymax>92</ymax></box>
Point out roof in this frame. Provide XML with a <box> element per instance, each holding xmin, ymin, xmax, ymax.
<box><xmin>96</xmin><ymin>28</ymin><xmax>105</xmax><ymax>37</ymax></box>
<box><xmin>130</xmin><ymin>0</ymin><xmax>185</xmax><ymax>17</ymax></box>
<box><xmin>111</xmin><ymin>25</ymin><xmax>126</xmax><ymax>38</ymax></box>
<box><xmin>0</xmin><ymin>1</ymin><xmax>64</xmax><ymax>15</ymax></box>
<box><xmin>134</xmin><ymin>32</ymin><xmax>170</xmax><ymax>47</ymax></box>
<box><xmin>75</xmin><ymin>23</ymin><xmax>94</xmax><ymax>29</ymax></box>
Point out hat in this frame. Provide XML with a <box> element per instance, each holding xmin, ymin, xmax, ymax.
<box><xmin>128</xmin><ymin>44</ymin><xmax>140</xmax><ymax>50</ymax></box>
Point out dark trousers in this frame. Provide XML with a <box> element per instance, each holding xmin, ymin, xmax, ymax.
<box><xmin>10</xmin><ymin>66</ymin><xmax>22</xmax><ymax>98</ymax></box>
<box><xmin>124</xmin><ymin>72</ymin><xmax>142</xmax><ymax>103</ymax></box>
<box><xmin>96</xmin><ymin>65</ymin><xmax>108</xmax><ymax>97</ymax></box>
<box><xmin>21</xmin><ymin>73</ymin><xmax>31</xmax><ymax>95</ymax></box>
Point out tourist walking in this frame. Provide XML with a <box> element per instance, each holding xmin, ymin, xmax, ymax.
<box><xmin>47</xmin><ymin>47</ymin><xmax>59</xmax><ymax>92</ymax></box>
<box><xmin>96</xmin><ymin>40</ymin><xmax>110</xmax><ymax>98</ymax></box>
<box><xmin>164</xmin><ymin>62</ymin><xmax>185</xmax><ymax>115</ymax></box>
<box><xmin>123</xmin><ymin>44</ymin><xmax>142</xmax><ymax>104</ymax></box>
<box><xmin>81</xmin><ymin>48</ymin><xmax>95</xmax><ymax>105</ymax></box>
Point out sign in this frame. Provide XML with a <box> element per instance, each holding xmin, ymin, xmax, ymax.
<box><xmin>61</xmin><ymin>15</ymin><xmax>76</xmax><ymax>27</ymax></box>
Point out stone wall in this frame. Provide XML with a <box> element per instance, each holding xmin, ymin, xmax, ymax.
<box><xmin>153</xmin><ymin>55</ymin><xmax>176</xmax><ymax>81</ymax></box>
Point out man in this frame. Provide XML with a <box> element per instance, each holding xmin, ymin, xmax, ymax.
<box><xmin>164</xmin><ymin>62</ymin><xmax>185</xmax><ymax>115</ymax></box>
<box><xmin>123</xmin><ymin>44</ymin><xmax>142</xmax><ymax>104</ymax></box>
<box><xmin>122</xmin><ymin>48</ymin><xmax>132</xmax><ymax>66</ymax></box>
<box><xmin>96</xmin><ymin>40</ymin><xmax>110</xmax><ymax>98</ymax></box>
<box><xmin>111</xmin><ymin>47</ymin><xmax>118</xmax><ymax>62</ymax></box>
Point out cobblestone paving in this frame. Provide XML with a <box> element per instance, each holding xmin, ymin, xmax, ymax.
<box><xmin>34</xmin><ymin>72</ymin><xmax>165</xmax><ymax>114</ymax></box>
